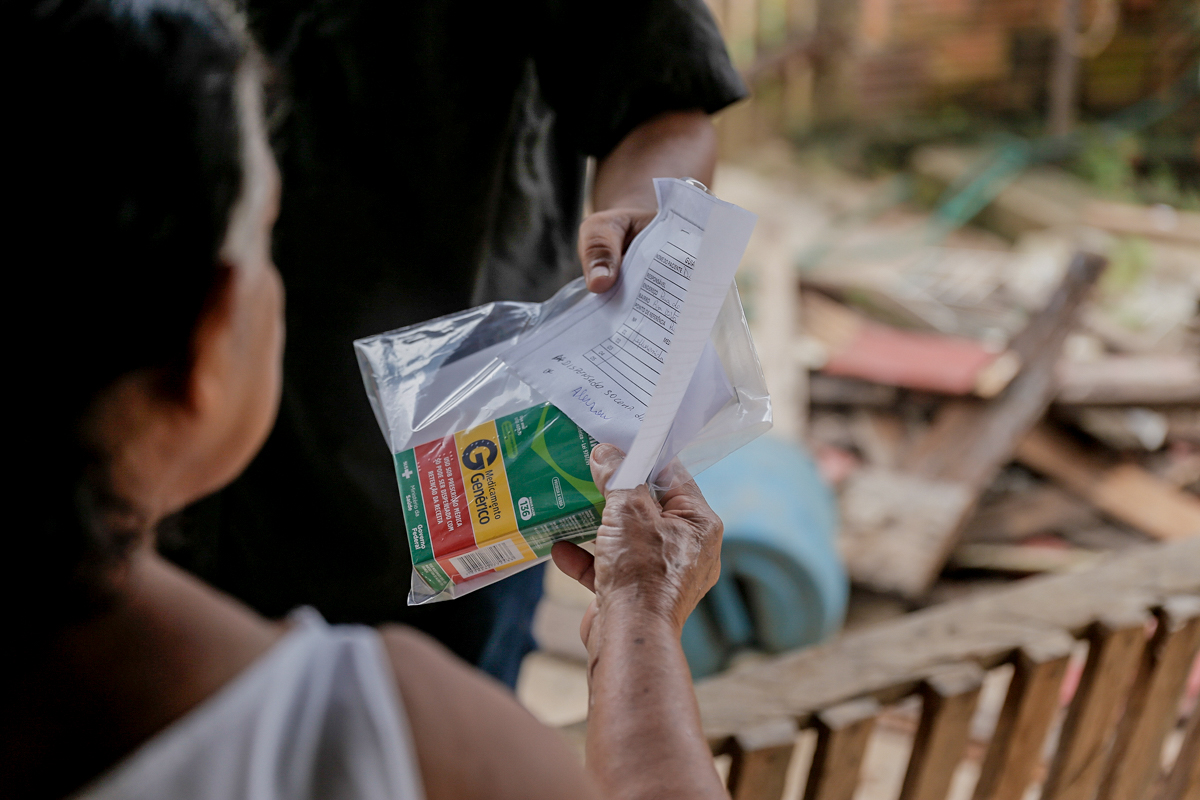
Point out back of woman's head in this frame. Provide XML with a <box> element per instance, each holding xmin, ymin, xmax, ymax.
<box><xmin>1</xmin><ymin>0</ymin><xmax>252</xmax><ymax>628</ymax></box>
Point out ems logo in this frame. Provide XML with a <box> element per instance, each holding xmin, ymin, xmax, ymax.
<box><xmin>518</xmin><ymin>496</ymin><xmax>534</xmax><ymax>521</ymax></box>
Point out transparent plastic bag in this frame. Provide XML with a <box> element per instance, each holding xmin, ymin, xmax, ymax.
<box><xmin>356</xmin><ymin>276</ymin><xmax>769</xmax><ymax>604</ymax></box>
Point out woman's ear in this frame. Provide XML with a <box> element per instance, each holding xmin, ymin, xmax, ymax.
<box><xmin>166</xmin><ymin>239</ymin><xmax>282</xmax><ymax>507</ymax></box>
<box><xmin>184</xmin><ymin>261</ymin><xmax>238</xmax><ymax>417</ymax></box>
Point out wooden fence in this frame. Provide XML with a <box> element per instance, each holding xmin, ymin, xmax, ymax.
<box><xmin>696</xmin><ymin>538</ymin><xmax>1200</xmax><ymax>800</ymax></box>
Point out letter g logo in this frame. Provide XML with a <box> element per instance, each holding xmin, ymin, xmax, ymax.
<box><xmin>461</xmin><ymin>439</ymin><xmax>498</xmax><ymax>471</ymax></box>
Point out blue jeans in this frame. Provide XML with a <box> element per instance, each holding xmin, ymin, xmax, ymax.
<box><xmin>474</xmin><ymin>562</ymin><xmax>546</xmax><ymax>688</ymax></box>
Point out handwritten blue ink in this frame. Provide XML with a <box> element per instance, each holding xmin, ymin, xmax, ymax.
<box><xmin>571</xmin><ymin>386</ymin><xmax>611</xmax><ymax>420</ymax></box>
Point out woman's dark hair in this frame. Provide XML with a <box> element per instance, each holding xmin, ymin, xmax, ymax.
<box><xmin>2</xmin><ymin>0</ymin><xmax>253</xmax><ymax>631</ymax></box>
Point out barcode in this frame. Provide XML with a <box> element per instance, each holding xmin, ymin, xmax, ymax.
<box><xmin>450</xmin><ymin>539</ymin><xmax>523</xmax><ymax>578</ymax></box>
<box><xmin>521</xmin><ymin>508</ymin><xmax>601</xmax><ymax>552</ymax></box>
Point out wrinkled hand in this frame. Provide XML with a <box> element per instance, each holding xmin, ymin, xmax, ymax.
<box><xmin>578</xmin><ymin>208</ymin><xmax>657</xmax><ymax>293</ymax></box>
<box><xmin>551</xmin><ymin>444</ymin><xmax>722</xmax><ymax>647</ymax></box>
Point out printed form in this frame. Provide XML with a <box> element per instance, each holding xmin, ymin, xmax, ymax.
<box><xmin>504</xmin><ymin>178</ymin><xmax>756</xmax><ymax>488</ymax></box>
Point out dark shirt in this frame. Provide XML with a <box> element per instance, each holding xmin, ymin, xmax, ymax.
<box><xmin>163</xmin><ymin>0</ymin><xmax>745</xmax><ymax>663</ymax></box>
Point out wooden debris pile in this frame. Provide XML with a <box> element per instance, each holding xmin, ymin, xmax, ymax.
<box><xmin>788</xmin><ymin>149</ymin><xmax>1200</xmax><ymax>600</ymax></box>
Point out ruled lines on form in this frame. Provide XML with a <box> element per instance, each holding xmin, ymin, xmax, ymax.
<box><xmin>503</xmin><ymin>177</ymin><xmax>756</xmax><ymax>481</ymax></box>
<box><xmin>582</xmin><ymin>228</ymin><xmax>699</xmax><ymax>408</ymax></box>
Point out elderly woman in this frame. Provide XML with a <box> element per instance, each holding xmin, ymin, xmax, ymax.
<box><xmin>0</xmin><ymin>1</ymin><xmax>727</xmax><ymax>799</ymax></box>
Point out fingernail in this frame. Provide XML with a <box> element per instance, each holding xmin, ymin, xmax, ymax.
<box><xmin>590</xmin><ymin>443</ymin><xmax>625</xmax><ymax>465</ymax></box>
<box><xmin>590</xmin><ymin>443</ymin><xmax>615</xmax><ymax>464</ymax></box>
<box><xmin>589</xmin><ymin>260</ymin><xmax>611</xmax><ymax>279</ymax></box>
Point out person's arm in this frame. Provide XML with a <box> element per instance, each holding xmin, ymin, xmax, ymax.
<box><xmin>553</xmin><ymin>446</ymin><xmax>727</xmax><ymax>800</ymax></box>
<box><xmin>380</xmin><ymin>626</ymin><xmax>603</xmax><ymax>800</ymax></box>
<box><xmin>380</xmin><ymin>443</ymin><xmax>726</xmax><ymax>800</ymax></box>
<box><xmin>580</xmin><ymin>109</ymin><xmax>718</xmax><ymax>293</ymax></box>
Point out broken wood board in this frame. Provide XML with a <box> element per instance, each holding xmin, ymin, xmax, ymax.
<box><xmin>840</xmin><ymin>252</ymin><xmax>1105</xmax><ymax>597</ymax></box>
<box><xmin>961</xmin><ymin>485</ymin><xmax>1100</xmax><ymax>543</ymax></box>
<box><xmin>913</xmin><ymin>145</ymin><xmax>1200</xmax><ymax>246</ymax></box>
<box><xmin>948</xmin><ymin>542</ymin><xmax>1102</xmax><ymax>574</ymax></box>
<box><xmin>808</xmin><ymin>374</ymin><xmax>899</xmax><ymax>407</ymax></box>
<box><xmin>848</xmin><ymin>410</ymin><xmax>906</xmax><ymax>469</ymax></box>
<box><xmin>1015</xmin><ymin>423</ymin><xmax>1200</xmax><ymax>542</ymax></box>
<box><xmin>911</xmin><ymin>146</ymin><xmax>1091</xmax><ymax>239</ymax></box>
<box><xmin>1056</xmin><ymin>355</ymin><xmax>1200</xmax><ymax>406</ymax></box>
<box><xmin>1082</xmin><ymin>200</ymin><xmax>1200</xmax><ymax>247</ymax></box>
<box><xmin>1066</xmin><ymin>406</ymin><xmax>1173</xmax><ymax>451</ymax></box>
<box><xmin>689</xmin><ymin>538</ymin><xmax>1200</xmax><ymax>749</ymax></box>
<box><xmin>802</xmin><ymin>245</ymin><xmax>1032</xmax><ymax>344</ymax></box>
<box><xmin>803</xmin><ymin>290</ymin><xmax>1020</xmax><ymax>398</ymax></box>
<box><xmin>960</xmin><ymin>481</ymin><xmax>1152</xmax><ymax>550</ymax></box>
<box><xmin>838</xmin><ymin>469</ymin><xmax>974</xmax><ymax>590</ymax></box>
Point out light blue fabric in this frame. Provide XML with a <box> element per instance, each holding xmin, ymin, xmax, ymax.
<box><xmin>685</xmin><ymin>436</ymin><xmax>847</xmax><ymax>677</ymax></box>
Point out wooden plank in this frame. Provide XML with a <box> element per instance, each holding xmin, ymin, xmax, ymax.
<box><xmin>1098</xmin><ymin>597</ymin><xmax>1200</xmax><ymax>800</ymax></box>
<box><xmin>804</xmin><ymin>698</ymin><xmax>879</xmax><ymax>800</ymax></box>
<box><xmin>727</xmin><ymin>719</ymin><xmax>800</xmax><ymax>800</ymax></box>
<box><xmin>948</xmin><ymin>542</ymin><xmax>1100</xmax><ymax>575</ymax></box>
<box><xmin>782</xmin><ymin>0</ymin><xmax>818</xmax><ymax>130</ymax></box>
<box><xmin>972</xmin><ymin>639</ymin><xmax>1073</xmax><ymax>800</ymax></box>
<box><xmin>842</xmin><ymin>251</ymin><xmax>1105</xmax><ymax>597</ymax></box>
<box><xmin>961</xmin><ymin>485</ymin><xmax>1098</xmax><ymax>544</ymax></box>
<box><xmin>838</xmin><ymin>469</ymin><xmax>974</xmax><ymax>596</ymax></box>
<box><xmin>848</xmin><ymin>410</ymin><xmax>905</xmax><ymax>470</ymax></box>
<box><xmin>692</xmin><ymin>538</ymin><xmax>1200</xmax><ymax>749</ymax></box>
<box><xmin>1056</xmin><ymin>355</ymin><xmax>1200</xmax><ymax>406</ymax></box>
<box><xmin>808</xmin><ymin>374</ymin><xmax>898</xmax><ymax>407</ymax></box>
<box><xmin>910</xmin><ymin>147</ymin><xmax>1092</xmax><ymax>239</ymax></box>
<box><xmin>802</xmin><ymin>291</ymin><xmax>1018</xmax><ymax>398</ymax></box>
<box><xmin>1082</xmin><ymin>201</ymin><xmax>1200</xmax><ymax>247</ymax></box>
<box><xmin>1067</xmin><ymin>408</ymin><xmax>1200</xmax><ymax>456</ymax></box>
<box><xmin>1042</xmin><ymin>611</ymin><xmax>1152</xmax><ymax>800</ymax></box>
<box><xmin>912</xmin><ymin>146</ymin><xmax>1200</xmax><ymax>246</ymax></box>
<box><xmin>904</xmin><ymin>252</ymin><xmax>1105</xmax><ymax>487</ymax></box>
<box><xmin>898</xmin><ymin>664</ymin><xmax>984</xmax><ymax>800</ymax></box>
<box><xmin>1159</xmin><ymin>699</ymin><xmax>1200</xmax><ymax>800</ymax></box>
<box><xmin>1016</xmin><ymin>423</ymin><xmax>1200</xmax><ymax>542</ymax></box>
<box><xmin>1047</xmin><ymin>0</ymin><xmax>1081</xmax><ymax>136</ymax></box>
<box><xmin>1068</xmin><ymin>406</ymin><xmax>1173</xmax><ymax>452</ymax></box>
<box><xmin>811</xmin><ymin>0</ymin><xmax>861</xmax><ymax>121</ymax></box>
<box><xmin>1085</xmin><ymin>464</ymin><xmax>1200</xmax><ymax>539</ymax></box>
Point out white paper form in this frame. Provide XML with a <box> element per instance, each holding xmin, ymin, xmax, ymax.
<box><xmin>504</xmin><ymin>178</ymin><xmax>757</xmax><ymax>488</ymax></box>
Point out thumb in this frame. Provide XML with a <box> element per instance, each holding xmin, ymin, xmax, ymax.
<box><xmin>588</xmin><ymin>443</ymin><xmax>626</xmax><ymax>497</ymax></box>
<box><xmin>578</xmin><ymin>212</ymin><xmax>629</xmax><ymax>293</ymax></box>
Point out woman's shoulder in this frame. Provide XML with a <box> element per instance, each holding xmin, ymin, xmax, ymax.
<box><xmin>376</xmin><ymin>623</ymin><xmax>602</xmax><ymax>800</ymax></box>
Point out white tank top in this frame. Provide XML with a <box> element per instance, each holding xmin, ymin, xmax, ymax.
<box><xmin>74</xmin><ymin>608</ymin><xmax>424</xmax><ymax>800</ymax></box>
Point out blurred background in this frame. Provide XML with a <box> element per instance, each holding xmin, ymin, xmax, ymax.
<box><xmin>519</xmin><ymin>0</ymin><xmax>1199</xmax><ymax>752</ymax></box>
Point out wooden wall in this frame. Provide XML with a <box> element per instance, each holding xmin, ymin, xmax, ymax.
<box><xmin>705</xmin><ymin>0</ymin><xmax>1198</xmax><ymax>145</ymax></box>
